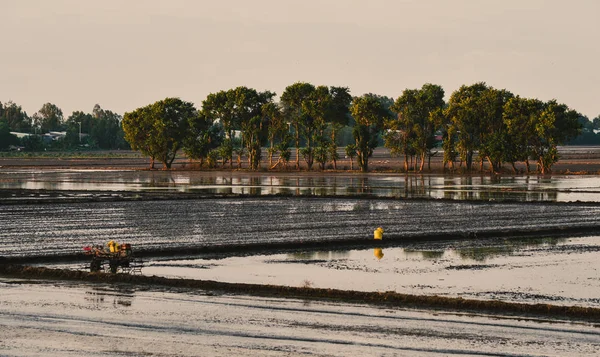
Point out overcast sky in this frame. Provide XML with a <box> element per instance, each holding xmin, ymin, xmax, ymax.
<box><xmin>1</xmin><ymin>0</ymin><xmax>598</xmax><ymax>118</ymax></box>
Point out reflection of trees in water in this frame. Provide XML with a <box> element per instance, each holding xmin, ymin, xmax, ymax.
<box><xmin>390</xmin><ymin>175</ymin><xmax>429</xmax><ymax>198</ymax></box>
<box><xmin>84</xmin><ymin>285</ymin><xmax>135</xmax><ymax>308</ymax></box>
<box><xmin>347</xmin><ymin>177</ymin><xmax>372</xmax><ymax>195</ymax></box>
<box><xmin>287</xmin><ymin>250</ymin><xmax>350</xmax><ymax>260</ymax></box>
<box><xmin>248</xmin><ymin>176</ymin><xmax>262</xmax><ymax>196</ymax></box>
<box><xmin>148</xmin><ymin>172</ymin><xmax>178</xmax><ymax>187</ymax></box>
<box><xmin>439</xmin><ymin>175</ymin><xmax>559</xmax><ymax>202</ymax></box>
<box><xmin>403</xmin><ymin>249</ymin><xmax>445</xmax><ymax>260</ymax></box>
<box><xmin>456</xmin><ymin>237</ymin><xmax>566</xmax><ymax>261</ymax></box>
<box><xmin>419</xmin><ymin>250</ymin><xmax>445</xmax><ymax>259</ymax></box>
<box><xmin>283</xmin><ymin>237</ymin><xmax>567</xmax><ymax>263</ymax></box>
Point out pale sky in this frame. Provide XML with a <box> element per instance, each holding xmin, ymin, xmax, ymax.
<box><xmin>1</xmin><ymin>0</ymin><xmax>599</xmax><ymax>119</ymax></box>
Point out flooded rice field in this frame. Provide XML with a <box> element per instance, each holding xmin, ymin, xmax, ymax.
<box><xmin>3</xmin><ymin>195</ymin><xmax>600</xmax><ymax>309</ymax></box>
<box><xmin>3</xmin><ymin>280</ymin><xmax>600</xmax><ymax>357</ymax></box>
<box><xmin>3</xmin><ymin>168</ymin><xmax>600</xmax><ymax>201</ymax></box>
<box><xmin>4</xmin><ymin>166</ymin><xmax>600</xmax><ymax>355</ymax></box>
<box><xmin>119</xmin><ymin>235</ymin><xmax>600</xmax><ymax>308</ymax></box>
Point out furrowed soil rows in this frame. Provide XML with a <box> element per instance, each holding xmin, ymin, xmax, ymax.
<box><xmin>2</xmin><ymin>197</ymin><xmax>600</xmax><ymax>259</ymax></box>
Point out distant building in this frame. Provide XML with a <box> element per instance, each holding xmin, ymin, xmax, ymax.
<box><xmin>10</xmin><ymin>132</ymin><xmax>32</xmax><ymax>139</ymax></box>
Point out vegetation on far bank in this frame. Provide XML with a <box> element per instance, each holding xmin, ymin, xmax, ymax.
<box><xmin>2</xmin><ymin>82</ymin><xmax>600</xmax><ymax>174</ymax></box>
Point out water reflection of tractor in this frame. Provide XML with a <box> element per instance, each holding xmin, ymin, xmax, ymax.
<box><xmin>83</xmin><ymin>241</ymin><xmax>143</xmax><ymax>274</ymax></box>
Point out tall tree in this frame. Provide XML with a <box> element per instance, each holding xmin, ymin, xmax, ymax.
<box><xmin>531</xmin><ymin>100</ymin><xmax>580</xmax><ymax>174</ymax></box>
<box><xmin>183</xmin><ymin>111</ymin><xmax>223</xmax><ymax>167</ymax></box>
<box><xmin>303</xmin><ymin>85</ymin><xmax>331</xmax><ymax>169</ymax></box>
<box><xmin>0</xmin><ymin>101</ymin><xmax>31</xmax><ymax>132</ymax></box>
<box><xmin>65</xmin><ymin>111</ymin><xmax>94</xmax><ymax>147</ymax></box>
<box><xmin>123</xmin><ymin>98</ymin><xmax>195</xmax><ymax>169</ymax></box>
<box><xmin>201</xmin><ymin>90</ymin><xmax>236</xmax><ymax>167</ymax></box>
<box><xmin>414</xmin><ymin>84</ymin><xmax>445</xmax><ymax>171</ymax></box>
<box><xmin>33</xmin><ymin>103</ymin><xmax>63</xmax><ymax>133</ymax></box>
<box><xmin>326</xmin><ymin>86</ymin><xmax>352</xmax><ymax>169</ymax></box>
<box><xmin>263</xmin><ymin>102</ymin><xmax>287</xmax><ymax>168</ymax></box>
<box><xmin>280</xmin><ymin>82</ymin><xmax>316</xmax><ymax>169</ymax></box>
<box><xmin>477</xmin><ymin>88</ymin><xmax>514</xmax><ymax>173</ymax></box>
<box><xmin>503</xmin><ymin>96</ymin><xmax>543</xmax><ymax>173</ymax></box>
<box><xmin>233</xmin><ymin>87</ymin><xmax>275</xmax><ymax>170</ymax></box>
<box><xmin>387</xmin><ymin>84</ymin><xmax>445</xmax><ymax>172</ymax></box>
<box><xmin>122</xmin><ymin>105</ymin><xmax>159</xmax><ymax>168</ymax></box>
<box><xmin>445</xmin><ymin>83</ymin><xmax>490</xmax><ymax>171</ymax></box>
<box><xmin>0</xmin><ymin>119</ymin><xmax>19</xmax><ymax>150</ymax></box>
<box><xmin>350</xmin><ymin>94</ymin><xmax>392</xmax><ymax>172</ymax></box>
<box><xmin>388</xmin><ymin>88</ymin><xmax>419</xmax><ymax>172</ymax></box>
<box><xmin>592</xmin><ymin>115</ymin><xmax>600</xmax><ymax>130</ymax></box>
<box><xmin>91</xmin><ymin>104</ymin><xmax>126</xmax><ymax>149</ymax></box>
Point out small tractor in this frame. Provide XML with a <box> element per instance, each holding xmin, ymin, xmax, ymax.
<box><xmin>83</xmin><ymin>241</ymin><xmax>143</xmax><ymax>274</ymax></box>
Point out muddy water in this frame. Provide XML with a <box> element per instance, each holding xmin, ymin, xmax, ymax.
<box><xmin>2</xmin><ymin>279</ymin><xmax>599</xmax><ymax>357</ymax></box>
<box><xmin>3</xmin><ymin>168</ymin><xmax>600</xmax><ymax>201</ymax></box>
<box><xmin>75</xmin><ymin>235</ymin><xmax>596</xmax><ymax>309</ymax></box>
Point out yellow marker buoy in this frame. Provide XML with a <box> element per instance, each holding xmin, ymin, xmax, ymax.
<box><xmin>374</xmin><ymin>227</ymin><xmax>384</xmax><ymax>240</ymax></box>
<box><xmin>374</xmin><ymin>247</ymin><xmax>384</xmax><ymax>260</ymax></box>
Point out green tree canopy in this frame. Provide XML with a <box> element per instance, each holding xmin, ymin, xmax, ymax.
<box><xmin>280</xmin><ymin>82</ymin><xmax>317</xmax><ymax>169</ymax></box>
<box><xmin>0</xmin><ymin>101</ymin><xmax>31</xmax><ymax>133</ymax></box>
<box><xmin>64</xmin><ymin>111</ymin><xmax>94</xmax><ymax>148</ymax></box>
<box><xmin>233</xmin><ymin>87</ymin><xmax>275</xmax><ymax>170</ymax></box>
<box><xmin>91</xmin><ymin>104</ymin><xmax>127</xmax><ymax>149</ymax></box>
<box><xmin>0</xmin><ymin>119</ymin><xmax>19</xmax><ymax>150</ymax></box>
<box><xmin>123</xmin><ymin>98</ymin><xmax>195</xmax><ymax>169</ymax></box>
<box><xmin>350</xmin><ymin>94</ymin><xmax>392</xmax><ymax>172</ymax></box>
<box><xmin>33</xmin><ymin>103</ymin><xmax>63</xmax><ymax>133</ymax></box>
<box><xmin>445</xmin><ymin>82</ymin><xmax>490</xmax><ymax>171</ymax></box>
<box><xmin>183</xmin><ymin>111</ymin><xmax>223</xmax><ymax>167</ymax></box>
<box><xmin>201</xmin><ymin>86</ymin><xmax>274</xmax><ymax>170</ymax></box>
<box><xmin>503</xmin><ymin>96</ymin><xmax>544</xmax><ymax>173</ymax></box>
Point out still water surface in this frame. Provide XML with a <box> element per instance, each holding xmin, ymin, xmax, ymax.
<box><xmin>136</xmin><ymin>235</ymin><xmax>600</xmax><ymax>308</ymax></box>
<box><xmin>3</xmin><ymin>168</ymin><xmax>600</xmax><ymax>201</ymax></box>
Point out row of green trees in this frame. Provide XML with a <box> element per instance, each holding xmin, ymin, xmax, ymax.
<box><xmin>0</xmin><ymin>101</ymin><xmax>128</xmax><ymax>151</ymax></box>
<box><xmin>387</xmin><ymin>83</ymin><xmax>582</xmax><ymax>174</ymax></box>
<box><xmin>121</xmin><ymin>82</ymin><xmax>593</xmax><ymax>173</ymax></box>
<box><xmin>2</xmin><ymin>82</ymin><xmax>597</xmax><ymax>173</ymax></box>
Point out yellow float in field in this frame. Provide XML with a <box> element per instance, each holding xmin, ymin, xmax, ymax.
<box><xmin>373</xmin><ymin>227</ymin><xmax>384</xmax><ymax>240</ymax></box>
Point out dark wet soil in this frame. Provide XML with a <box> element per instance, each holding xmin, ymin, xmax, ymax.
<box><xmin>3</xmin><ymin>196</ymin><xmax>600</xmax><ymax>262</ymax></box>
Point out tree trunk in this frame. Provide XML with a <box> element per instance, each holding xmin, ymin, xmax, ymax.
<box><xmin>358</xmin><ymin>150</ymin><xmax>368</xmax><ymax>172</ymax></box>
<box><xmin>486</xmin><ymin>157</ymin><xmax>493</xmax><ymax>174</ymax></box>
<box><xmin>295</xmin><ymin>125</ymin><xmax>300</xmax><ymax>170</ymax></box>
<box><xmin>166</xmin><ymin>154</ymin><xmax>176</xmax><ymax>170</ymax></box>
<box><xmin>331</xmin><ymin>129</ymin><xmax>337</xmax><ymax>170</ymax></box>
<box><xmin>466</xmin><ymin>151</ymin><xmax>473</xmax><ymax>172</ymax></box>
<box><xmin>268</xmin><ymin>142</ymin><xmax>274</xmax><ymax>167</ymax></box>
<box><xmin>306</xmin><ymin>137</ymin><xmax>313</xmax><ymax>171</ymax></box>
